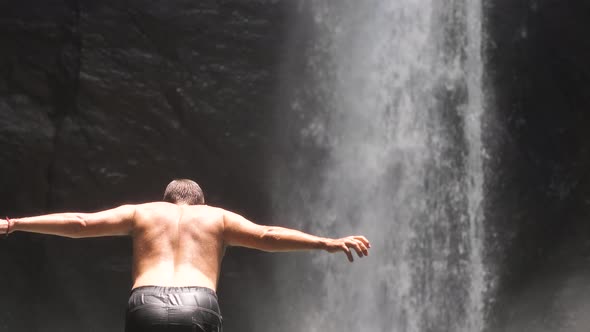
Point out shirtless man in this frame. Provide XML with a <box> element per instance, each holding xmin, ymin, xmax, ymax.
<box><xmin>0</xmin><ymin>179</ymin><xmax>370</xmax><ymax>332</ymax></box>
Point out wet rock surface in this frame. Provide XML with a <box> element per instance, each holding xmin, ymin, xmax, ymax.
<box><xmin>486</xmin><ymin>0</ymin><xmax>590</xmax><ymax>329</ymax></box>
<box><xmin>0</xmin><ymin>1</ymin><xmax>291</xmax><ymax>330</ymax></box>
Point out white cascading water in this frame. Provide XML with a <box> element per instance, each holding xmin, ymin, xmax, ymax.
<box><xmin>268</xmin><ymin>0</ymin><xmax>486</xmax><ymax>331</ymax></box>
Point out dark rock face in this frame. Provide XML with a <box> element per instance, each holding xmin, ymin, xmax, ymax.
<box><xmin>1</xmin><ymin>0</ymin><xmax>287</xmax><ymax>212</ymax></box>
<box><xmin>0</xmin><ymin>1</ymin><xmax>292</xmax><ymax>331</ymax></box>
<box><xmin>485</xmin><ymin>0</ymin><xmax>590</xmax><ymax>330</ymax></box>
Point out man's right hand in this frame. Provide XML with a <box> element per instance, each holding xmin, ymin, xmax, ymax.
<box><xmin>324</xmin><ymin>236</ymin><xmax>371</xmax><ymax>262</ymax></box>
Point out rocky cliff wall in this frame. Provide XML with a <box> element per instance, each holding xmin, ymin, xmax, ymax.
<box><xmin>0</xmin><ymin>1</ymin><xmax>292</xmax><ymax>330</ymax></box>
<box><xmin>486</xmin><ymin>0</ymin><xmax>590</xmax><ymax>329</ymax></box>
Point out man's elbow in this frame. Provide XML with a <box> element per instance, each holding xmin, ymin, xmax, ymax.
<box><xmin>66</xmin><ymin>214</ymin><xmax>89</xmax><ymax>238</ymax></box>
<box><xmin>258</xmin><ymin>227</ymin><xmax>284</xmax><ymax>251</ymax></box>
<box><xmin>260</xmin><ymin>226</ymin><xmax>282</xmax><ymax>240</ymax></box>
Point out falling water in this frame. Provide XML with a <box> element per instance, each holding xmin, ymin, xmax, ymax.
<box><xmin>269</xmin><ymin>0</ymin><xmax>486</xmax><ymax>331</ymax></box>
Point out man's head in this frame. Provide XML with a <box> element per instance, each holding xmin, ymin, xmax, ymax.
<box><xmin>163</xmin><ymin>179</ymin><xmax>205</xmax><ymax>205</ymax></box>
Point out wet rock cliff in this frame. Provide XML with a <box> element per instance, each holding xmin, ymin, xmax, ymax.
<box><xmin>0</xmin><ymin>1</ymin><xmax>291</xmax><ymax>331</ymax></box>
<box><xmin>486</xmin><ymin>0</ymin><xmax>590</xmax><ymax>330</ymax></box>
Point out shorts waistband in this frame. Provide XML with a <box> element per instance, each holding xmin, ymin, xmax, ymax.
<box><xmin>130</xmin><ymin>285</ymin><xmax>217</xmax><ymax>297</ymax></box>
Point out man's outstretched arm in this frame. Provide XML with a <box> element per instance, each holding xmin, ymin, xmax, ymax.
<box><xmin>222</xmin><ymin>210</ymin><xmax>370</xmax><ymax>262</ymax></box>
<box><xmin>0</xmin><ymin>205</ymin><xmax>135</xmax><ymax>238</ymax></box>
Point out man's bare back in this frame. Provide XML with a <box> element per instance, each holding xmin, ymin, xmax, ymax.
<box><xmin>132</xmin><ymin>202</ymin><xmax>226</xmax><ymax>290</ymax></box>
<box><xmin>135</xmin><ymin>201</ymin><xmax>371</xmax><ymax>290</ymax></box>
<box><xmin>0</xmin><ymin>179</ymin><xmax>370</xmax><ymax>331</ymax></box>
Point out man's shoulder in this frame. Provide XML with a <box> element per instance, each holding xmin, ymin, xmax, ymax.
<box><xmin>190</xmin><ymin>204</ymin><xmax>227</xmax><ymax>216</ymax></box>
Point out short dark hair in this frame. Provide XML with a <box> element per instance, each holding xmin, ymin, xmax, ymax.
<box><xmin>163</xmin><ymin>179</ymin><xmax>205</xmax><ymax>205</ymax></box>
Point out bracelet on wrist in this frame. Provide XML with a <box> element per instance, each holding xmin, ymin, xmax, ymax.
<box><xmin>5</xmin><ymin>217</ymin><xmax>11</xmax><ymax>237</ymax></box>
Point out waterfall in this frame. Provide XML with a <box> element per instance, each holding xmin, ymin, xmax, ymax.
<box><xmin>268</xmin><ymin>0</ymin><xmax>486</xmax><ymax>331</ymax></box>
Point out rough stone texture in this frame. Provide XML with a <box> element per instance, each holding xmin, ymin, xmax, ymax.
<box><xmin>485</xmin><ymin>0</ymin><xmax>590</xmax><ymax>329</ymax></box>
<box><xmin>0</xmin><ymin>1</ymin><xmax>292</xmax><ymax>331</ymax></box>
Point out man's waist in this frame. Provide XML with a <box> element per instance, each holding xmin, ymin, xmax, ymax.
<box><xmin>130</xmin><ymin>285</ymin><xmax>217</xmax><ymax>297</ymax></box>
<box><xmin>126</xmin><ymin>285</ymin><xmax>222</xmax><ymax>318</ymax></box>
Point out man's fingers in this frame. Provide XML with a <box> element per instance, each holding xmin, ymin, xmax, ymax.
<box><xmin>354</xmin><ymin>239</ymin><xmax>369</xmax><ymax>256</ymax></box>
<box><xmin>350</xmin><ymin>241</ymin><xmax>365</xmax><ymax>258</ymax></box>
<box><xmin>341</xmin><ymin>244</ymin><xmax>354</xmax><ymax>262</ymax></box>
<box><xmin>332</xmin><ymin>236</ymin><xmax>370</xmax><ymax>262</ymax></box>
<box><xmin>354</xmin><ymin>236</ymin><xmax>371</xmax><ymax>248</ymax></box>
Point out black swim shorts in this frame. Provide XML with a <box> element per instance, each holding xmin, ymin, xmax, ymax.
<box><xmin>125</xmin><ymin>286</ymin><xmax>222</xmax><ymax>332</ymax></box>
